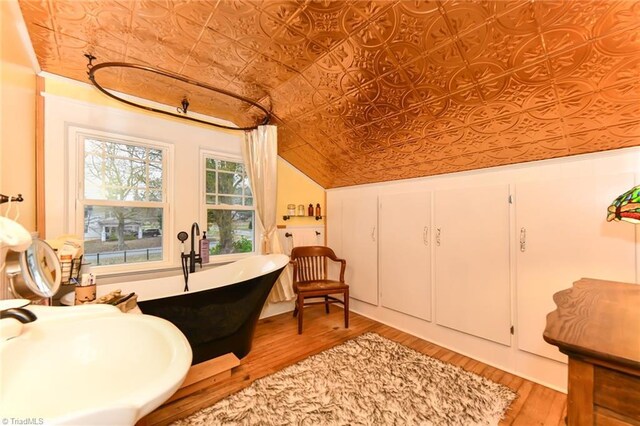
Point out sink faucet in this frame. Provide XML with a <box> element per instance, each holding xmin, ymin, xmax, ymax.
<box><xmin>1</xmin><ymin>307</ymin><xmax>37</xmax><ymax>323</ymax></box>
<box><xmin>1</xmin><ymin>307</ymin><xmax>37</xmax><ymax>341</ymax></box>
<box><xmin>188</xmin><ymin>222</ymin><xmax>202</xmax><ymax>273</ymax></box>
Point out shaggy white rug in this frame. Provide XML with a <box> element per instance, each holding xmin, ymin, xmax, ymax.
<box><xmin>172</xmin><ymin>333</ymin><xmax>517</xmax><ymax>425</ymax></box>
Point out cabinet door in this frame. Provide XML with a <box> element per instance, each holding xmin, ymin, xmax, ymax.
<box><xmin>379</xmin><ymin>191</ymin><xmax>432</xmax><ymax>320</ymax></box>
<box><xmin>341</xmin><ymin>193</ymin><xmax>378</xmax><ymax>305</ymax></box>
<box><xmin>434</xmin><ymin>184</ymin><xmax>511</xmax><ymax>346</ymax></box>
<box><xmin>516</xmin><ymin>174</ymin><xmax>636</xmax><ymax>362</ymax></box>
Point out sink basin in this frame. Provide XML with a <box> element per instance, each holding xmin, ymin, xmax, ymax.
<box><xmin>0</xmin><ymin>303</ymin><xmax>192</xmax><ymax>425</ymax></box>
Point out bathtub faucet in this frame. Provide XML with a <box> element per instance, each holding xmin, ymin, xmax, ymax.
<box><xmin>188</xmin><ymin>222</ymin><xmax>202</xmax><ymax>273</ymax></box>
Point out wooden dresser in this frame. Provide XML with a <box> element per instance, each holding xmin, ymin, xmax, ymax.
<box><xmin>544</xmin><ymin>278</ymin><xmax>640</xmax><ymax>425</ymax></box>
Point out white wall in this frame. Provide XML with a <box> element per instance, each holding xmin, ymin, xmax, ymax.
<box><xmin>0</xmin><ymin>0</ymin><xmax>38</xmax><ymax>232</ymax></box>
<box><xmin>328</xmin><ymin>147</ymin><xmax>640</xmax><ymax>392</ymax></box>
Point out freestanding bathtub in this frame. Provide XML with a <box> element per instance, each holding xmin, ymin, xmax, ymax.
<box><xmin>97</xmin><ymin>254</ymin><xmax>289</xmax><ymax>365</ymax></box>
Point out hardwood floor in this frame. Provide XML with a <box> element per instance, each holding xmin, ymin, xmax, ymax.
<box><xmin>145</xmin><ymin>308</ymin><xmax>567</xmax><ymax>425</ymax></box>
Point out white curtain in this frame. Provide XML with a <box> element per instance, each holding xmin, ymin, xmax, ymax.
<box><xmin>242</xmin><ymin>125</ymin><xmax>294</xmax><ymax>303</ymax></box>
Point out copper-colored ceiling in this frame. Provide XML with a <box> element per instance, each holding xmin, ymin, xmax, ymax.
<box><xmin>19</xmin><ymin>0</ymin><xmax>640</xmax><ymax>188</ymax></box>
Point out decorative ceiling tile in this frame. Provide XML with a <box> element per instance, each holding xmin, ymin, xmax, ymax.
<box><xmin>50</xmin><ymin>0</ymin><xmax>133</xmax><ymax>50</ymax></box>
<box><xmin>530</xmin><ymin>0</ymin><xmax>573</xmax><ymax>28</ymax></box>
<box><xmin>347</xmin><ymin>1</ymin><xmax>395</xmax><ymax>25</ymax></box>
<box><xmin>494</xmin><ymin>1</ymin><xmax>537</xmax><ymax>34</ymax></box>
<box><xmin>18</xmin><ymin>0</ymin><xmax>54</xmax><ymax>30</ymax></box>
<box><xmin>18</xmin><ymin>0</ymin><xmax>640</xmax><ymax>188</ymax></box>
<box><xmin>596</xmin><ymin>25</ymin><xmax>640</xmax><ymax>58</ymax></box>
<box><xmin>258</xmin><ymin>1</ymin><xmax>303</xmax><ymax>23</ymax></box>
<box><xmin>441</xmin><ymin>2</ymin><xmax>491</xmax><ymax>35</ymax></box>
<box><xmin>601</xmin><ymin>75</ymin><xmax>640</xmax><ymax>103</ymax></box>
<box><xmin>162</xmin><ymin>0</ymin><xmax>216</xmax><ymax>28</ymax></box>
<box><xmin>542</xmin><ymin>3</ymin><xmax>601</xmax><ymax>35</ymax></box>
<box><xmin>606</xmin><ymin>121</ymin><xmax>640</xmax><ymax>140</ymax></box>
<box><xmin>313</xmin><ymin>139</ymin><xmax>356</xmax><ymax>166</ymax></box>
<box><xmin>587</xmin><ymin>0</ymin><xmax>640</xmax><ymax>37</ymax></box>
<box><xmin>216</xmin><ymin>7</ymin><xmax>278</xmax><ymax>42</ymax></box>
<box><xmin>270</xmin><ymin>76</ymin><xmax>316</xmax><ymax>119</ymax></box>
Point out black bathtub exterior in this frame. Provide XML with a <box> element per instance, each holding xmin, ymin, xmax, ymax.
<box><xmin>138</xmin><ymin>266</ymin><xmax>285</xmax><ymax>365</ymax></box>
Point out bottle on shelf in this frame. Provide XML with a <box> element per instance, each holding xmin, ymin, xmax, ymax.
<box><xmin>315</xmin><ymin>203</ymin><xmax>321</xmax><ymax>217</ymax></box>
<box><xmin>308</xmin><ymin>203</ymin><xmax>314</xmax><ymax>216</ymax></box>
<box><xmin>298</xmin><ymin>204</ymin><xmax>305</xmax><ymax>216</ymax></box>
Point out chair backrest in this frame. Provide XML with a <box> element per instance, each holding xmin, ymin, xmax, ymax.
<box><xmin>290</xmin><ymin>246</ymin><xmax>343</xmax><ymax>283</ymax></box>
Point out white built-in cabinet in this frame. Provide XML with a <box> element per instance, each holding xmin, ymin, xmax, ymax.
<box><xmin>339</xmin><ymin>194</ymin><xmax>378</xmax><ymax>305</ymax></box>
<box><xmin>515</xmin><ymin>173</ymin><xmax>636</xmax><ymax>363</ymax></box>
<box><xmin>379</xmin><ymin>191</ymin><xmax>432</xmax><ymax>321</ymax></box>
<box><xmin>434</xmin><ymin>184</ymin><xmax>512</xmax><ymax>346</ymax></box>
<box><xmin>327</xmin><ymin>150</ymin><xmax>639</xmax><ymax>390</ymax></box>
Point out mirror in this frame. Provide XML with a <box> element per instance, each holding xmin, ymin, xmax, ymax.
<box><xmin>5</xmin><ymin>239</ymin><xmax>61</xmax><ymax>301</ymax></box>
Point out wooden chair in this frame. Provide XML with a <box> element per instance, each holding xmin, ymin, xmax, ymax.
<box><xmin>290</xmin><ymin>246</ymin><xmax>349</xmax><ymax>334</ymax></box>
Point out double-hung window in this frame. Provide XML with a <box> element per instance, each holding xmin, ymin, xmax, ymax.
<box><xmin>77</xmin><ymin>129</ymin><xmax>172</xmax><ymax>271</ymax></box>
<box><xmin>202</xmin><ymin>152</ymin><xmax>256</xmax><ymax>260</ymax></box>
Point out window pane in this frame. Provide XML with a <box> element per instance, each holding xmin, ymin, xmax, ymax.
<box><xmin>245</xmin><ymin>197</ymin><xmax>253</xmax><ymax>206</ymax></box>
<box><xmin>205</xmin><ymin>158</ymin><xmax>218</xmax><ymax>169</ymax></box>
<box><xmin>149</xmin><ymin>164</ymin><xmax>163</xmax><ymax>189</ymax></box>
<box><xmin>83</xmin><ymin>205</ymin><xmax>163</xmax><ymax>266</ymax></box>
<box><xmin>149</xmin><ymin>190</ymin><xmax>162</xmax><ymax>202</ymax></box>
<box><xmin>219</xmin><ymin>196</ymin><xmax>243</xmax><ymax>205</ymax></box>
<box><xmin>205</xmin><ymin>171</ymin><xmax>216</xmax><ymax>193</ymax></box>
<box><xmin>206</xmin><ymin>195</ymin><xmax>216</xmax><ymax>204</ymax></box>
<box><xmin>218</xmin><ymin>172</ymin><xmax>243</xmax><ymax>195</ymax></box>
<box><xmin>84</xmin><ymin>139</ymin><xmax>103</xmax><ymax>157</ymax></box>
<box><xmin>206</xmin><ymin>209</ymin><xmax>254</xmax><ymax>255</ymax></box>
<box><xmin>84</xmin><ymin>138</ymin><xmax>164</xmax><ymax>202</ymax></box>
<box><xmin>243</xmin><ymin>177</ymin><xmax>252</xmax><ymax>197</ymax></box>
<box><xmin>218</xmin><ymin>160</ymin><xmax>243</xmax><ymax>172</ymax></box>
<box><xmin>149</xmin><ymin>148</ymin><xmax>162</xmax><ymax>162</ymax></box>
<box><xmin>130</xmin><ymin>145</ymin><xmax>147</xmax><ymax>160</ymax></box>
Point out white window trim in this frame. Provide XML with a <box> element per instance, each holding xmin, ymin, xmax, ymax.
<box><xmin>69</xmin><ymin>126</ymin><xmax>175</xmax><ymax>275</ymax></box>
<box><xmin>199</xmin><ymin>149</ymin><xmax>261</xmax><ymax>264</ymax></box>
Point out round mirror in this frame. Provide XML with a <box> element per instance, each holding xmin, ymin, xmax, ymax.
<box><xmin>6</xmin><ymin>239</ymin><xmax>61</xmax><ymax>300</ymax></box>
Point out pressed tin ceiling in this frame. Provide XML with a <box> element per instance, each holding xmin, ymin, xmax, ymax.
<box><xmin>18</xmin><ymin>0</ymin><xmax>640</xmax><ymax>188</ymax></box>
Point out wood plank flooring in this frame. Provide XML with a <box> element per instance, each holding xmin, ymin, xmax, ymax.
<box><xmin>145</xmin><ymin>308</ymin><xmax>567</xmax><ymax>425</ymax></box>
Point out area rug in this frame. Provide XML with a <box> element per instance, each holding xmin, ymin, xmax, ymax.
<box><xmin>172</xmin><ymin>332</ymin><xmax>517</xmax><ymax>425</ymax></box>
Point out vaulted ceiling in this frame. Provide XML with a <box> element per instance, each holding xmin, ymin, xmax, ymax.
<box><xmin>18</xmin><ymin>0</ymin><xmax>640</xmax><ymax>188</ymax></box>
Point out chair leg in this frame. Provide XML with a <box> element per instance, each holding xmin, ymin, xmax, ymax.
<box><xmin>293</xmin><ymin>301</ymin><xmax>298</xmax><ymax>318</ymax></box>
<box><xmin>324</xmin><ymin>295</ymin><xmax>330</xmax><ymax>314</ymax></box>
<box><xmin>297</xmin><ymin>293</ymin><xmax>304</xmax><ymax>334</ymax></box>
<box><xmin>344</xmin><ymin>289</ymin><xmax>349</xmax><ymax>329</ymax></box>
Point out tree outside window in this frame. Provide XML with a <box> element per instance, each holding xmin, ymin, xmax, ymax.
<box><xmin>81</xmin><ymin>136</ymin><xmax>167</xmax><ymax>266</ymax></box>
<box><xmin>204</xmin><ymin>157</ymin><xmax>255</xmax><ymax>256</ymax></box>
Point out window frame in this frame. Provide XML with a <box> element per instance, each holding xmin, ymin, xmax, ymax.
<box><xmin>72</xmin><ymin>127</ymin><xmax>174</xmax><ymax>274</ymax></box>
<box><xmin>199</xmin><ymin>150</ymin><xmax>260</xmax><ymax>264</ymax></box>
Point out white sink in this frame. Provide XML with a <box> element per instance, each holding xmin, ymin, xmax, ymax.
<box><xmin>0</xmin><ymin>304</ymin><xmax>192</xmax><ymax>425</ymax></box>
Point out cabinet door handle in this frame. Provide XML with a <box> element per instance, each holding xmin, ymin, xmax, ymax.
<box><xmin>436</xmin><ymin>228</ymin><xmax>441</xmax><ymax>246</ymax></box>
<box><xmin>520</xmin><ymin>227</ymin><xmax>526</xmax><ymax>252</ymax></box>
<box><xmin>423</xmin><ymin>226</ymin><xmax>429</xmax><ymax>246</ymax></box>
<box><xmin>371</xmin><ymin>226</ymin><xmax>376</xmax><ymax>242</ymax></box>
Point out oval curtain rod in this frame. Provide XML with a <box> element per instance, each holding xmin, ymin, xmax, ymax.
<box><xmin>85</xmin><ymin>54</ymin><xmax>272</xmax><ymax>131</ymax></box>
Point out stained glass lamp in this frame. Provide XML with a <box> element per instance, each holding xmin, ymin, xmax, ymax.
<box><xmin>607</xmin><ymin>185</ymin><xmax>640</xmax><ymax>223</ymax></box>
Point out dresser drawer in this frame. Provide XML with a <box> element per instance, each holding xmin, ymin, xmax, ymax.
<box><xmin>594</xmin><ymin>366</ymin><xmax>640</xmax><ymax>421</ymax></box>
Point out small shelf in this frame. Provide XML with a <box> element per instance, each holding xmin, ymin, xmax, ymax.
<box><xmin>283</xmin><ymin>215</ymin><xmax>324</xmax><ymax>221</ymax></box>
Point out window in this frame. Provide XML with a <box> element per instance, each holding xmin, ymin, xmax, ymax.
<box><xmin>78</xmin><ymin>131</ymin><xmax>171</xmax><ymax>270</ymax></box>
<box><xmin>202</xmin><ymin>153</ymin><xmax>256</xmax><ymax>259</ymax></box>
